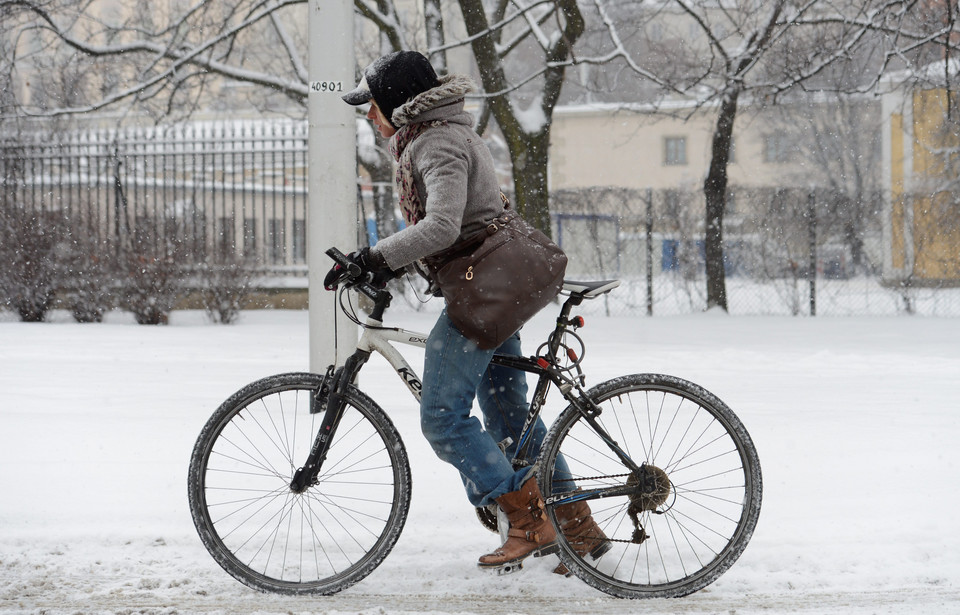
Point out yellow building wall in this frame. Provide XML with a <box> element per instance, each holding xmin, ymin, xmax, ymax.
<box><xmin>908</xmin><ymin>88</ymin><xmax>960</xmax><ymax>282</ymax></box>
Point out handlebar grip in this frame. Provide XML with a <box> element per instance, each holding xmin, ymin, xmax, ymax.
<box><xmin>325</xmin><ymin>247</ymin><xmax>362</xmax><ymax>277</ymax></box>
<box><xmin>325</xmin><ymin>246</ymin><xmax>390</xmax><ymax>306</ymax></box>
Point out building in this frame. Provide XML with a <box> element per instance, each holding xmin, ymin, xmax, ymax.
<box><xmin>547</xmin><ymin>95</ymin><xmax>885</xmax><ymax>278</ymax></box>
<box><xmin>882</xmin><ymin>63</ymin><xmax>960</xmax><ymax>288</ymax></box>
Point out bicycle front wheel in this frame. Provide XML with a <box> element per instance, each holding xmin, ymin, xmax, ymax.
<box><xmin>188</xmin><ymin>372</ymin><xmax>412</xmax><ymax>595</ymax></box>
<box><xmin>538</xmin><ymin>374</ymin><xmax>762</xmax><ymax>599</ymax></box>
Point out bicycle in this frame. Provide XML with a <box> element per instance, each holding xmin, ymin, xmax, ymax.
<box><xmin>188</xmin><ymin>247</ymin><xmax>762</xmax><ymax>599</ymax></box>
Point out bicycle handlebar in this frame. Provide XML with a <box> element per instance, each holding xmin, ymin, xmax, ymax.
<box><xmin>325</xmin><ymin>247</ymin><xmax>361</xmax><ymax>276</ymax></box>
<box><xmin>325</xmin><ymin>247</ymin><xmax>389</xmax><ymax>304</ymax></box>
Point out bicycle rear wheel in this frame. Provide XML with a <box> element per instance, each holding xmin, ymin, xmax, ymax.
<box><xmin>538</xmin><ymin>374</ymin><xmax>761</xmax><ymax>599</ymax></box>
<box><xmin>188</xmin><ymin>372</ymin><xmax>411</xmax><ymax>595</ymax></box>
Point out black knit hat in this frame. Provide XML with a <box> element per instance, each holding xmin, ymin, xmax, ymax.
<box><xmin>342</xmin><ymin>51</ymin><xmax>440</xmax><ymax>128</ymax></box>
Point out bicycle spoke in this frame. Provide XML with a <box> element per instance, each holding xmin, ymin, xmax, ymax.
<box><xmin>189</xmin><ymin>373</ymin><xmax>410</xmax><ymax>594</ymax></box>
<box><xmin>539</xmin><ymin>374</ymin><xmax>761</xmax><ymax>599</ymax></box>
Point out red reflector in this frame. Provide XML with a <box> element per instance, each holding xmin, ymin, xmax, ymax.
<box><xmin>567</xmin><ymin>348</ymin><xmax>578</xmax><ymax>362</ymax></box>
<box><xmin>537</xmin><ymin>357</ymin><xmax>550</xmax><ymax>369</ymax></box>
<box><xmin>574</xmin><ymin>316</ymin><xmax>585</xmax><ymax>328</ymax></box>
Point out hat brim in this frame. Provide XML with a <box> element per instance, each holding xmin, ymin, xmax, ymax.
<box><xmin>341</xmin><ymin>76</ymin><xmax>373</xmax><ymax>105</ymax></box>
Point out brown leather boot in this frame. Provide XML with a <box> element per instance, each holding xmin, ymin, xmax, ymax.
<box><xmin>551</xmin><ymin>498</ymin><xmax>610</xmax><ymax>575</ymax></box>
<box><xmin>478</xmin><ymin>477</ymin><xmax>557</xmax><ymax>569</ymax></box>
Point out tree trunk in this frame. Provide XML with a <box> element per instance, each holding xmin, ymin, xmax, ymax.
<box><xmin>423</xmin><ymin>0</ymin><xmax>447</xmax><ymax>75</ymax></box>
<box><xmin>457</xmin><ymin>0</ymin><xmax>582</xmax><ymax>238</ymax></box>
<box><xmin>703</xmin><ymin>90</ymin><xmax>739</xmax><ymax>311</ymax></box>
<box><xmin>507</xmin><ymin>130</ymin><xmax>552</xmax><ymax>233</ymax></box>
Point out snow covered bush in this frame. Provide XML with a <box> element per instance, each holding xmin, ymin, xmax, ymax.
<box><xmin>116</xmin><ymin>237</ymin><xmax>187</xmax><ymax>325</ymax></box>
<box><xmin>60</xmin><ymin>227</ymin><xmax>117</xmax><ymax>323</ymax></box>
<box><xmin>0</xmin><ymin>208</ymin><xmax>66</xmax><ymax>322</ymax></box>
<box><xmin>194</xmin><ymin>253</ymin><xmax>259</xmax><ymax>324</ymax></box>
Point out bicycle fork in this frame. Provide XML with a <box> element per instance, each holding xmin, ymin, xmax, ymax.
<box><xmin>289</xmin><ymin>351</ymin><xmax>371</xmax><ymax>493</ymax></box>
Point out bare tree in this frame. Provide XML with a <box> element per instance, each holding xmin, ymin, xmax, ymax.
<box><xmin>454</xmin><ymin>0</ymin><xmax>584</xmax><ymax>231</ymax></box>
<box><xmin>2</xmin><ymin>0</ymin><xmax>584</xmax><ymax>236</ymax></box>
<box><xmin>5</xmin><ymin>0</ymin><xmax>959</xmax><ymax>287</ymax></box>
<box><xmin>569</xmin><ymin>0</ymin><xmax>960</xmax><ymax>310</ymax></box>
<box><xmin>763</xmin><ymin>94</ymin><xmax>884</xmax><ymax>274</ymax></box>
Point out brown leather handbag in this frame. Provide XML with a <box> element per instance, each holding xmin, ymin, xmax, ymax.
<box><xmin>424</xmin><ymin>209</ymin><xmax>567</xmax><ymax>350</ymax></box>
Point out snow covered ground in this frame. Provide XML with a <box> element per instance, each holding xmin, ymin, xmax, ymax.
<box><xmin>1</xmin><ymin>304</ymin><xmax>959</xmax><ymax>614</ymax></box>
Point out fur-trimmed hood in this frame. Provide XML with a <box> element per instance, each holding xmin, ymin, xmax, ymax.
<box><xmin>391</xmin><ymin>74</ymin><xmax>476</xmax><ymax>128</ymax></box>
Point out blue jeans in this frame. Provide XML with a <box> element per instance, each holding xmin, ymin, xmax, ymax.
<box><xmin>420</xmin><ymin>311</ymin><xmax>557</xmax><ymax>507</ymax></box>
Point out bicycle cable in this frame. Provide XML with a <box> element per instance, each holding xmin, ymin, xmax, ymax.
<box><xmin>536</xmin><ymin>328</ymin><xmax>587</xmax><ymax>375</ymax></box>
<box><xmin>338</xmin><ymin>286</ymin><xmax>375</xmax><ymax>329</ymax></box>
<box><xmin>337</xmin><ymin>284</ymin><xmax>396</xmax><ymax>332</ymax></box>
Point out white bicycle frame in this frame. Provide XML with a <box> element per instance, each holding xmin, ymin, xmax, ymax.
<box><xmin>355</xmin><ymin>314</ymin><xmax>428</xmax><ymax>403</ymax></box>
<box><xmin>348</xmin><ymin>278</ymin><xmax>622</xmax><ymax>409</ymax></box>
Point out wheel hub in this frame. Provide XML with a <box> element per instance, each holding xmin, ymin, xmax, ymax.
<box><xmin>627</xmin><ymin>464</ymin><xmax>671</xmax><ymax>512</ymax></box>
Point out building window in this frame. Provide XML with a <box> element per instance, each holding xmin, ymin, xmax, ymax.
<box><xmin>763</xmin><ymin>133</ymin><xmax>795</xmax><ymax>164</ymax></box>
<box><xmin>648</xmin><ymin>23</ymin><xmax>663</xmax><ymax>42</ymax></box>
<box><xmin>664</xmin><ymin>136</ymin><xmax>687</xmax><ymax>166</ymax></box>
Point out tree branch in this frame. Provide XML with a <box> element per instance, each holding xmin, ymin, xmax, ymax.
<box><xmin>270</xmin><ymin>10</ymin><xmax>307</xmax><ymax>83</ymax></box>
<box><xmin>5</xmin><ymin>0</ymin><xmax>310</xmax><ymax>116</ymax></box>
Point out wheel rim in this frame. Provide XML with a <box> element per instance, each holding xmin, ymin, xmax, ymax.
<box><xmin>545</xmin><ymin>378</ymin><xmax>760</xmax><ymax>596</ymax></box>
<box><xmin>194</xmin><ymin>382</ymin><xmax>405</xmax><ymax>591</ymax></box>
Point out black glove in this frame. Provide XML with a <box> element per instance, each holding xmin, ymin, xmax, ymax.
<box><xmin>323</xmin><ymin>247</ymin><xmax>396</xmax><ymax>290</ymax></box>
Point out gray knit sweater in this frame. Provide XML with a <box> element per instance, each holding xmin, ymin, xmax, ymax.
<box><xmin>370</xmin><ymin>75</ymin><xmax>504</xmax><ymax>271</ymax></box>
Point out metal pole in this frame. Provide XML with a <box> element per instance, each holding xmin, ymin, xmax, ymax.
<box><xmin>808</xmin><ymin>191</ymin><xmax>817</xmax><ymax>317</ymax></box>
<box><xmin>645</xmin><ymin>187</ymin><xmax>654</xmax><ymax>317</ymax></box>
<box><xmin>308</xmin><ymin>0</ymin><xmax>357</xmax><ymax>372</ymax></box>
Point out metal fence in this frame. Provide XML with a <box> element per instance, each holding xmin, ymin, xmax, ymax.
<box><xmin>3</xmin><ymin>120</ymin><xmax>959</xmax><ymax>316</ymax></box>
<box><xmin>1</xmin><ymin>119</ymin><xmax>309</xmax><ymax>273</ymax></box>
<box><xmin>550</xmin><ymin>187</ymin><xmax>960</xmax><ymax>316</ymax></box>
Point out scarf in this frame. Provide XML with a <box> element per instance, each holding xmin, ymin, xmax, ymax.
<box><xmin>389</xmin><ymin>120</ymin><xmax>446</xmax><ymax>226</ymax></box>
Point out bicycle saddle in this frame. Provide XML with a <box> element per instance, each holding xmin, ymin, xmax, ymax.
<box><xmin>561</xmin><ymin>279</ymin><xmax>621</xmax><ymax>299</ymax></box>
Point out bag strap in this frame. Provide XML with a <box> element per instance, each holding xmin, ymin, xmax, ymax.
<box><xmin>424</xmin><ymin>205</ymin><xmax>515</xmax><ymax>269</ymax></box>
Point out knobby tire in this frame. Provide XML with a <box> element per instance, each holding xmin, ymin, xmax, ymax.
<box><xmin>187</xmin><ymin>372</ymin><xmax>412</xmax><ymax>595</ymax></box>
<box><xmin>538</xmin><ymin>374</ymin><xmax>762</xmax><ymax>599</ymax></box>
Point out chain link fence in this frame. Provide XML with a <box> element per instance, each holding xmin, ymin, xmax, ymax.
<box><xmin>550</xmin><ymin>186</ymin><xmax>960</xmax><ymax>316</ymax></box>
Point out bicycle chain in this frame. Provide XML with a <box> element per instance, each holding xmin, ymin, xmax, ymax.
<box><xmin>550</xmin><ymin>473</ymin><xmax>655</xmax><ymax>545</ymax></box>
<box><xmin>554</xmin><ymin>472</ymin><xmax>632</xmax><ymax>484</ymax></box>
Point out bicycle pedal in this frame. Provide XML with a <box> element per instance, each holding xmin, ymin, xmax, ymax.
<box><xmin>494</xmin><ymin>561</ymin><xmax>523</xmax><ymax>576</ymax></box>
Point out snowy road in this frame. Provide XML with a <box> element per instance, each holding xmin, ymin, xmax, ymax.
<box><xmin>4</xmin><ymin>529</ymin><xmax>958</xmax><ymax>615</ymax></box>
<box><xmin>2</xmin><ymin>308</ymin><xmax>959</xmax><ymax>614</ymax></box>
<box><xmin>5</xmin><ymin>539</ymin><xmax>958</xmax><ymax>615</ymax></box>
<box><xmin>9</xmin><ymin>588</ymin><xmax>960</xmax><ymax>615</ymax></box>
